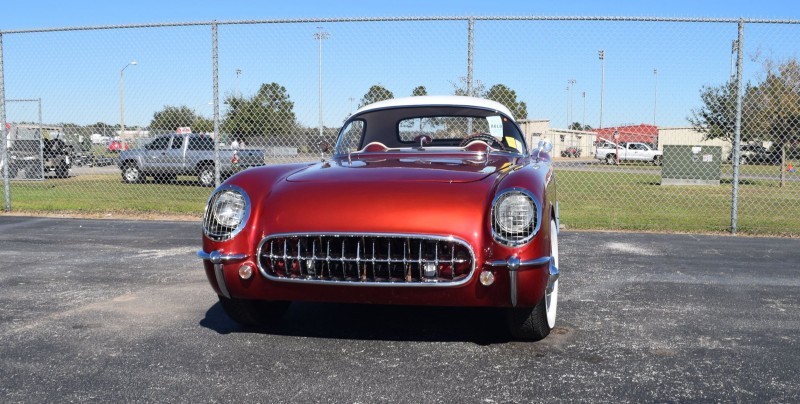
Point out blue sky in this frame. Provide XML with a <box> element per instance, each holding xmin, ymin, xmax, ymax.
<box><xmin>2</xmin><ymin>1</ymin><xmax>800</xmax><ymax>132</ymax></box>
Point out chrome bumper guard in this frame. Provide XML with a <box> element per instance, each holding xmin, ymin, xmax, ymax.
<box><xmin>486</xmin><ymin>256</ymin><xmax>558</xmax><ymax>307</ymax></box>
<box><xmin>197</xmin><ymin>250</ymin><xmax>249</xmax><ymax>298</ymax></box>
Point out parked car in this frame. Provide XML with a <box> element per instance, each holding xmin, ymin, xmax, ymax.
<box><xmin>198</xmin><ymin>96</ymin><xmax>561</xmax><ymax>340</ymax></box>
<box><xmin>561</xmin><ymin>146</ymin><xmax>582</xmax><ymax>158</ymax></box>
<box><xmin>107</xmin><ymin>140</ymin><xmax>128</xmax><ymax>153</ymax></box>
<box><xmin>595</xmin><ymin>140</ymin><xmax>662</xmax><ymax>165</ymax></box>
<box><xmin>7</xmin><ymin>138</ymin><xmax>72</xmax><ymax>179</ymax></box>
<box><xmin>728</xmin><ymin>144</ymin><xmax>779</xmax><ymax>165</ymax></box>
<box><xmin>117</xmin><ymin>133</ymin><xmax>265</xmax><ymax>186</ymax></box>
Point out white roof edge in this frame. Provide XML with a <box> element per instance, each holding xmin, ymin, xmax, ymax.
<box><xmin>354</xmin><ymin>95</ymin><xmax>516</xmax><ymax>121</ymax></box>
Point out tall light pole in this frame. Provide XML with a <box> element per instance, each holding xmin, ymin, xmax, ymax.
<box><xmin>235</xmin><ymin>68</ymin><xmax>242</xmax><ymax>98</ymax></box>
<box><xmin>567</xmin><ymin>79</ymin><xmax>576</xmax><ymax>128</ymax></box>
<box><xmin>598</xmin><ymin>50</ymin><xmax>605</xmax><ymax>129</ymax></box>
<box><xmin>582</xmin><ymin>91</ymin><xmax>586</xmax><ymax>130</ymax></box>
<box><xmin>120</xmin><ymin>60</ymin><xmax>137</xmax><ymax>138</ymax></box>
<box><xmin>653</xmin><ymin>68</ymin><xmax>658</xmax><ymax>126</ymax></box>
<box><xmin>314</xmin><ymin>27</ymin><xmax>330</xmax><ymax>146</ymax></box>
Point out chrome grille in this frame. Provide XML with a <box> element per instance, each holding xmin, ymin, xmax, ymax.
<box><xmin>257</xmin><ymin>234</ymin><xmax>475</xmax><ymax>286</ymax></box>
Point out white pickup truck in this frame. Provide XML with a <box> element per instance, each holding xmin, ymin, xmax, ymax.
<box><xmin>594</xmin><ymin>140</ymin><xmax>663</xmax><ymax>165</ymax></box>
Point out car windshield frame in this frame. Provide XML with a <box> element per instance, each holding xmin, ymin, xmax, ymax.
<box><xmin>334</xmin><ymin>105</ymin><xmax>528</xmax><ymax>157</ymax></box>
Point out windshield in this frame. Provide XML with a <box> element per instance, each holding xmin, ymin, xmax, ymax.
<box><xmin>334</xmin><ymin>106</ymin><xmax>527</xmax><ymax>155</ymax></box>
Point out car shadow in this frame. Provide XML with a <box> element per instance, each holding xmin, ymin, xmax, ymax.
<box><xmin>200</xmin><ymin>301</ymin><xmax>513</xmax><ymax>345</ymax></box>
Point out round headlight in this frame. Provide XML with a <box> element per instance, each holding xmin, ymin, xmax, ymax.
<box><xmin>492</xmin><ymin>189</ymin><xmax>538</xmax><ymax>246</ymax></box>
<box><xmin>203</xmin><ymin>186</ymin><xmax>250</xmax><ymax>241</ymax></box>
<box><xmin>212</xmin><ymin>190</ymin><xmax>246</xmax><ymax>228</ymax></box>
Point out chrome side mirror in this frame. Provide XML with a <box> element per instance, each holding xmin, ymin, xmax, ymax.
<box><xmin>534</xmin><ymin>139</ymin><xmax>553</xmax><ymax>162</ymax></box>
<box><xmin>537</xmin><ymin>139</ymin><xmax>553</xmax><ymax>153</ymax></box>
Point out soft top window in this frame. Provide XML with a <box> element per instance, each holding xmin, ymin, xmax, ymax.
<box><xmin>335</xmin><ymin>106</ymin><xmax>527</xmax><ymax>155</ymax></box>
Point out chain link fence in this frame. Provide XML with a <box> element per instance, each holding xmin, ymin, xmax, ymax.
<box><xmin>1</xmin><ymin>17</ymin><xmax>799</xmax><ymax>235</ymax></box>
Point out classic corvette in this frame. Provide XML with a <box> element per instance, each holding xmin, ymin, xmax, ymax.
<box><xmin>198</xmin><ymin>95</ymin><xmax>560</xmax><ymax>340</ymax></box>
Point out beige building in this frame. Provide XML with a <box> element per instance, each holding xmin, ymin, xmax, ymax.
<box><xmin>517</xmin><ymin>119</ymin><xmax>596</xmax><ymax>157</ymax></box>
<box><xmin>657</xmin><ymin>127</ymin><xmax>733</xmax><ymax>157</ymax></box>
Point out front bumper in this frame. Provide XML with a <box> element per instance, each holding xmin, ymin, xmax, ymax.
<box><xmin>199</xmin><ymin>248</ymin><xmax>556</xmax><ymax>308</ymax></box>
<box><xmin>486</xmin><ymin>256</ymin><xmax>558</xmax><ymax>307</ymax></box>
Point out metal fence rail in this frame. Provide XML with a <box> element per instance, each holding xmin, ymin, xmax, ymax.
<box><xmin>1</xmin><ymin>16</ymin><xmax>799</xmax><ymax>235</ymax></box>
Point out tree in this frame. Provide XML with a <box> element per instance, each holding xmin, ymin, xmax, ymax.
<box><xmin>690</xmin><ymin>57</ymin><xmax>800</xmax><ymax>187</ymax></box>
<box><xmin>222</xmin><ymin>82</ymin><xmax>297</xmax><ymax>144</ymax></box>
<box><xmin>450</xmin><ymin>76</ymin><xmax>486</xmax><ymax>98</ymax></box>
<box><xmin>750</xmin><ymin>58</ymin><xmax>800</xmax><ymax>187</ymax></box>
<box><xmin>149</xmin><ymin>105</ymin><xmax>204</xmax><ymax>132</ymax></box>
<box><xmin>412</xmin><ymin>86</ymin><xmax>428</xmax><ymax>97</ymax></box>
<box><xmin>569</xmin><ymin>122</ymin><xmax>593</xmax><ymax>131</ymax></box>
<box><xmin>359</xmin><ymin>85</ymin><xmax>394</xmax><ymax>107</ymax></box>
<box><xmin>485</xmin><ymin>84</ymin><xmax>528</xmax><ymax>119</ymax></box>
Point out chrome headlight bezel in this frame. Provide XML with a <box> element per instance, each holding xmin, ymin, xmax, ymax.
<box><xmin>491</xmin><ymin>188</ymin><xmax>541</xmax><ymax>247</ymax></box>
<box><xmin>203</xmin><ymin>185</ymin><xmax>250</xmax><ymax>241</ymax></box>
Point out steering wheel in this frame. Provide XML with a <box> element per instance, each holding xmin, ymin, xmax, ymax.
<box><xmin>459</xmin><ymin>133</ymin><xmax>506</xmax><ymax>150</ymax></box>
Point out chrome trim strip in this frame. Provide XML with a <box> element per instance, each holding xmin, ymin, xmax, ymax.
<box><xmin>547</xmin><ymin>257</ymin><xmax>559</xmax><ymax>294</ymax></box>
<box><xmin>197</xmin><ymin>249</ymin><xmax>249</xmax><ymax>264</ymax></box>
<box><xmin>485</xmin><ymin>256</ymin><xmax>550</xmax><ymax>269</ymax></box>
<box><xmin>213</xmin><ymin>263</ymin><xmax>231</xmax><ymax>299</ymax></box>
<box><xmin>255</xmin><ymin>233</ymin><xmax>476</xmax><ymax>288</ymax></box>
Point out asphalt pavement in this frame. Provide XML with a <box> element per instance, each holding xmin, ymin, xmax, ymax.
<box><xmin>0</xmin><ymin>216</ymin><xmax>798</xmax><ymax>402</ymax></box>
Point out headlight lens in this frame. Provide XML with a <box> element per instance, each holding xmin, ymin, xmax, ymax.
<box><xmin>491</xmin><ymin>190</ymin><xmax>538</xmax><ymax>246</ymax></box>
<box><xmin>203</xmin><ymin>186</ymin><xmax>249</xmax><ymax>241</ymax></box>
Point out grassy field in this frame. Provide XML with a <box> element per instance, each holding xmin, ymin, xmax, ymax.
<box><xmin>557</xmin><ymin>170</ymin><xmax>800</xmax><ymax>235</ymax></box>
<box><xmin>4</xmin><ymin>169</ymin><xmax>800</xmax><ymax>235</ymax></box>
<box><xmin>5</xmin><ymin>174</ymin><xmax>210</xmax><ymax>216</ymax></box>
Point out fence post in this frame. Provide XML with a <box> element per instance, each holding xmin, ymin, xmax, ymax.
<box><xmin>467</xmin><ymin>17</ymin><xmax>474</xmax><ymax>97</ymax></box>
<box><xmin>730</xmin><ymin>19</ymin><xmax>745</xmax><ymax>235</ymax></box>
<box><xmin>0</xmin><ymin>32</ymin><xmax>9</xmax><ymax>212</ymax></box>
<box><xmin>212</xmin><ymin>20</ymin><xmax>220</xmax><ymax>188</ymax></box>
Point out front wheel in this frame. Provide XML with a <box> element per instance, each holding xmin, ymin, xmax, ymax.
<box><xmin>506</xmin><ymin>218</ymin><xmax>559</xmax><ymax>341</ymax></box>
<box><xmin>122</xmin><ymin>163</ymin><xmax>142</xmax><ymax>183</ymax></box>
<box><xmin>197</xmin><ymin>165</ymin><xmax>215</xmax><ymax>187</ymax></box>
<box><xmin>218</xmin><ymin>296</ymin><xmax>290</xmax><ymax>326</ymax></box>
<box><xmin>653</xmin><ymin>155</ymin><xmax>663</xmax><ymax>166</ymax></box>
<box><xmin>606</xmin><ymin>154</ymin><xmax>616</xmax><ymax>165</ymax></box>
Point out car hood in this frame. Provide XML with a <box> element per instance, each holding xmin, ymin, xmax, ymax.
<box><xmin>286</xmin><ymin>154</ymin><xmax>516</xmax><ymax>184</ymax></box>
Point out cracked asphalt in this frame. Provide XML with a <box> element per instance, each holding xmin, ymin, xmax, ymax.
<box><xmin>1</xmin><ymin>216</ymin><xmax>798</xmax><ymax>402</ymax></box>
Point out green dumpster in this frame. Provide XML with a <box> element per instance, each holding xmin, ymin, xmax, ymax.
<box><xmin>661</xmin><ymin>145</ymin><xmax>721</xmax><ymax>186</ymax></box>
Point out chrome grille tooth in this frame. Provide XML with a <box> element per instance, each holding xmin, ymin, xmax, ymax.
<box><xmin>370</xmin><ymin>240</ymin><xmax>376</xmax><ymax>281</ymax></box>
<box><xmin>310</xmin><ymin>239</ymin><xmax>317</xmax><ymax>277</ymax></box>
<box><xmin>418</xmin><ymin>242</ymin><xmax>423</xmax><ymax>281</ymax></box>
<box><xmin>283</xmin><ymin>238</ymin><xmax>289</xmax><ymax>277</ymax></box>
<box><xmin>434</xmin><ymin>242</ymin><xmax>439</xmax><ymax>279</ymax></box>
<box><xmin>341</xmin><ymin>239</ymin><xmax>346</xmax><ymax>279</ymax></box>
<box><xmin>297</xmin><ymin>239</ymin><xmax>303</xmax><ymax>277</ymax></box>
<box><xmin>325</xmin><ymin>239</ymin><xmax>331</xmax><ymax>278</ymax></box>
<box><xmin>269</xmin><ymin>241</ymin><xmax>274</xmax><ymax>273</ymax></box>
<box><xmin>387</xmin><ymin>241</ymin><xmax>391</xmax><ymax>280</ymax></box>
<box><xmin>450</xmin><ymin>241</ymin><xmax>455</xmax><ymax>280</ymax></box>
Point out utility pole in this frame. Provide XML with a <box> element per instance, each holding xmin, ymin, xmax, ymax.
<box><xmin>653</xmin><ymin>68</ymin><xmax>658</xmax><ymax>126</ymax></box>
<box><xmin>598</xmin><ymin>50</ymin><xmax>605</xmax><ymax>129</ymax></box>
<box><xmin>582</xmin><ymin>91</ymin><xmax>586</xmax><ymax>130</ymax></box>
<box><xmin>314</xmin><ymin>27</ymin><xmax>330</xmax><ymax>147</ymax></box>
<box><xmin>567</xmin><ymin>79</ymin><xmax>576</xmax><ymax>128</ymax></box>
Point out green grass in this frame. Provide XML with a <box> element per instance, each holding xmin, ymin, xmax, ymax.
<box><xmin>4</xmin><ymin>169</ymin><xmax>800</xmax><ymax>235</ymax></box>
<box><xmin>6</xmin><ymin>174</ymin><xmax>210</xmax><ymax>216</ymax></box>
<box><xmin>557</xmin><ymin>170</ymin><xmax>800</xmax><ymax>235</ymax></box>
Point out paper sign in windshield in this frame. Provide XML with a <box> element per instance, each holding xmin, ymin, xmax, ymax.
<box><xmin>487</xmin><ymin>116</ymin><xmax>503</xmax><ymax>139</ymax></box>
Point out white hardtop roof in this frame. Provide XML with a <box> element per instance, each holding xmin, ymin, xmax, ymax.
<box><xmin>354</xmin><ymin>95</ymin><xmax>515</xmax><ymax>120</ymax></box>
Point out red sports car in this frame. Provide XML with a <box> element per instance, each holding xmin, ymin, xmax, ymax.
<box><xmin>198</xmin><ymin>96</ymin><xmax>560</xmax><ymax>340</ymax></box>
